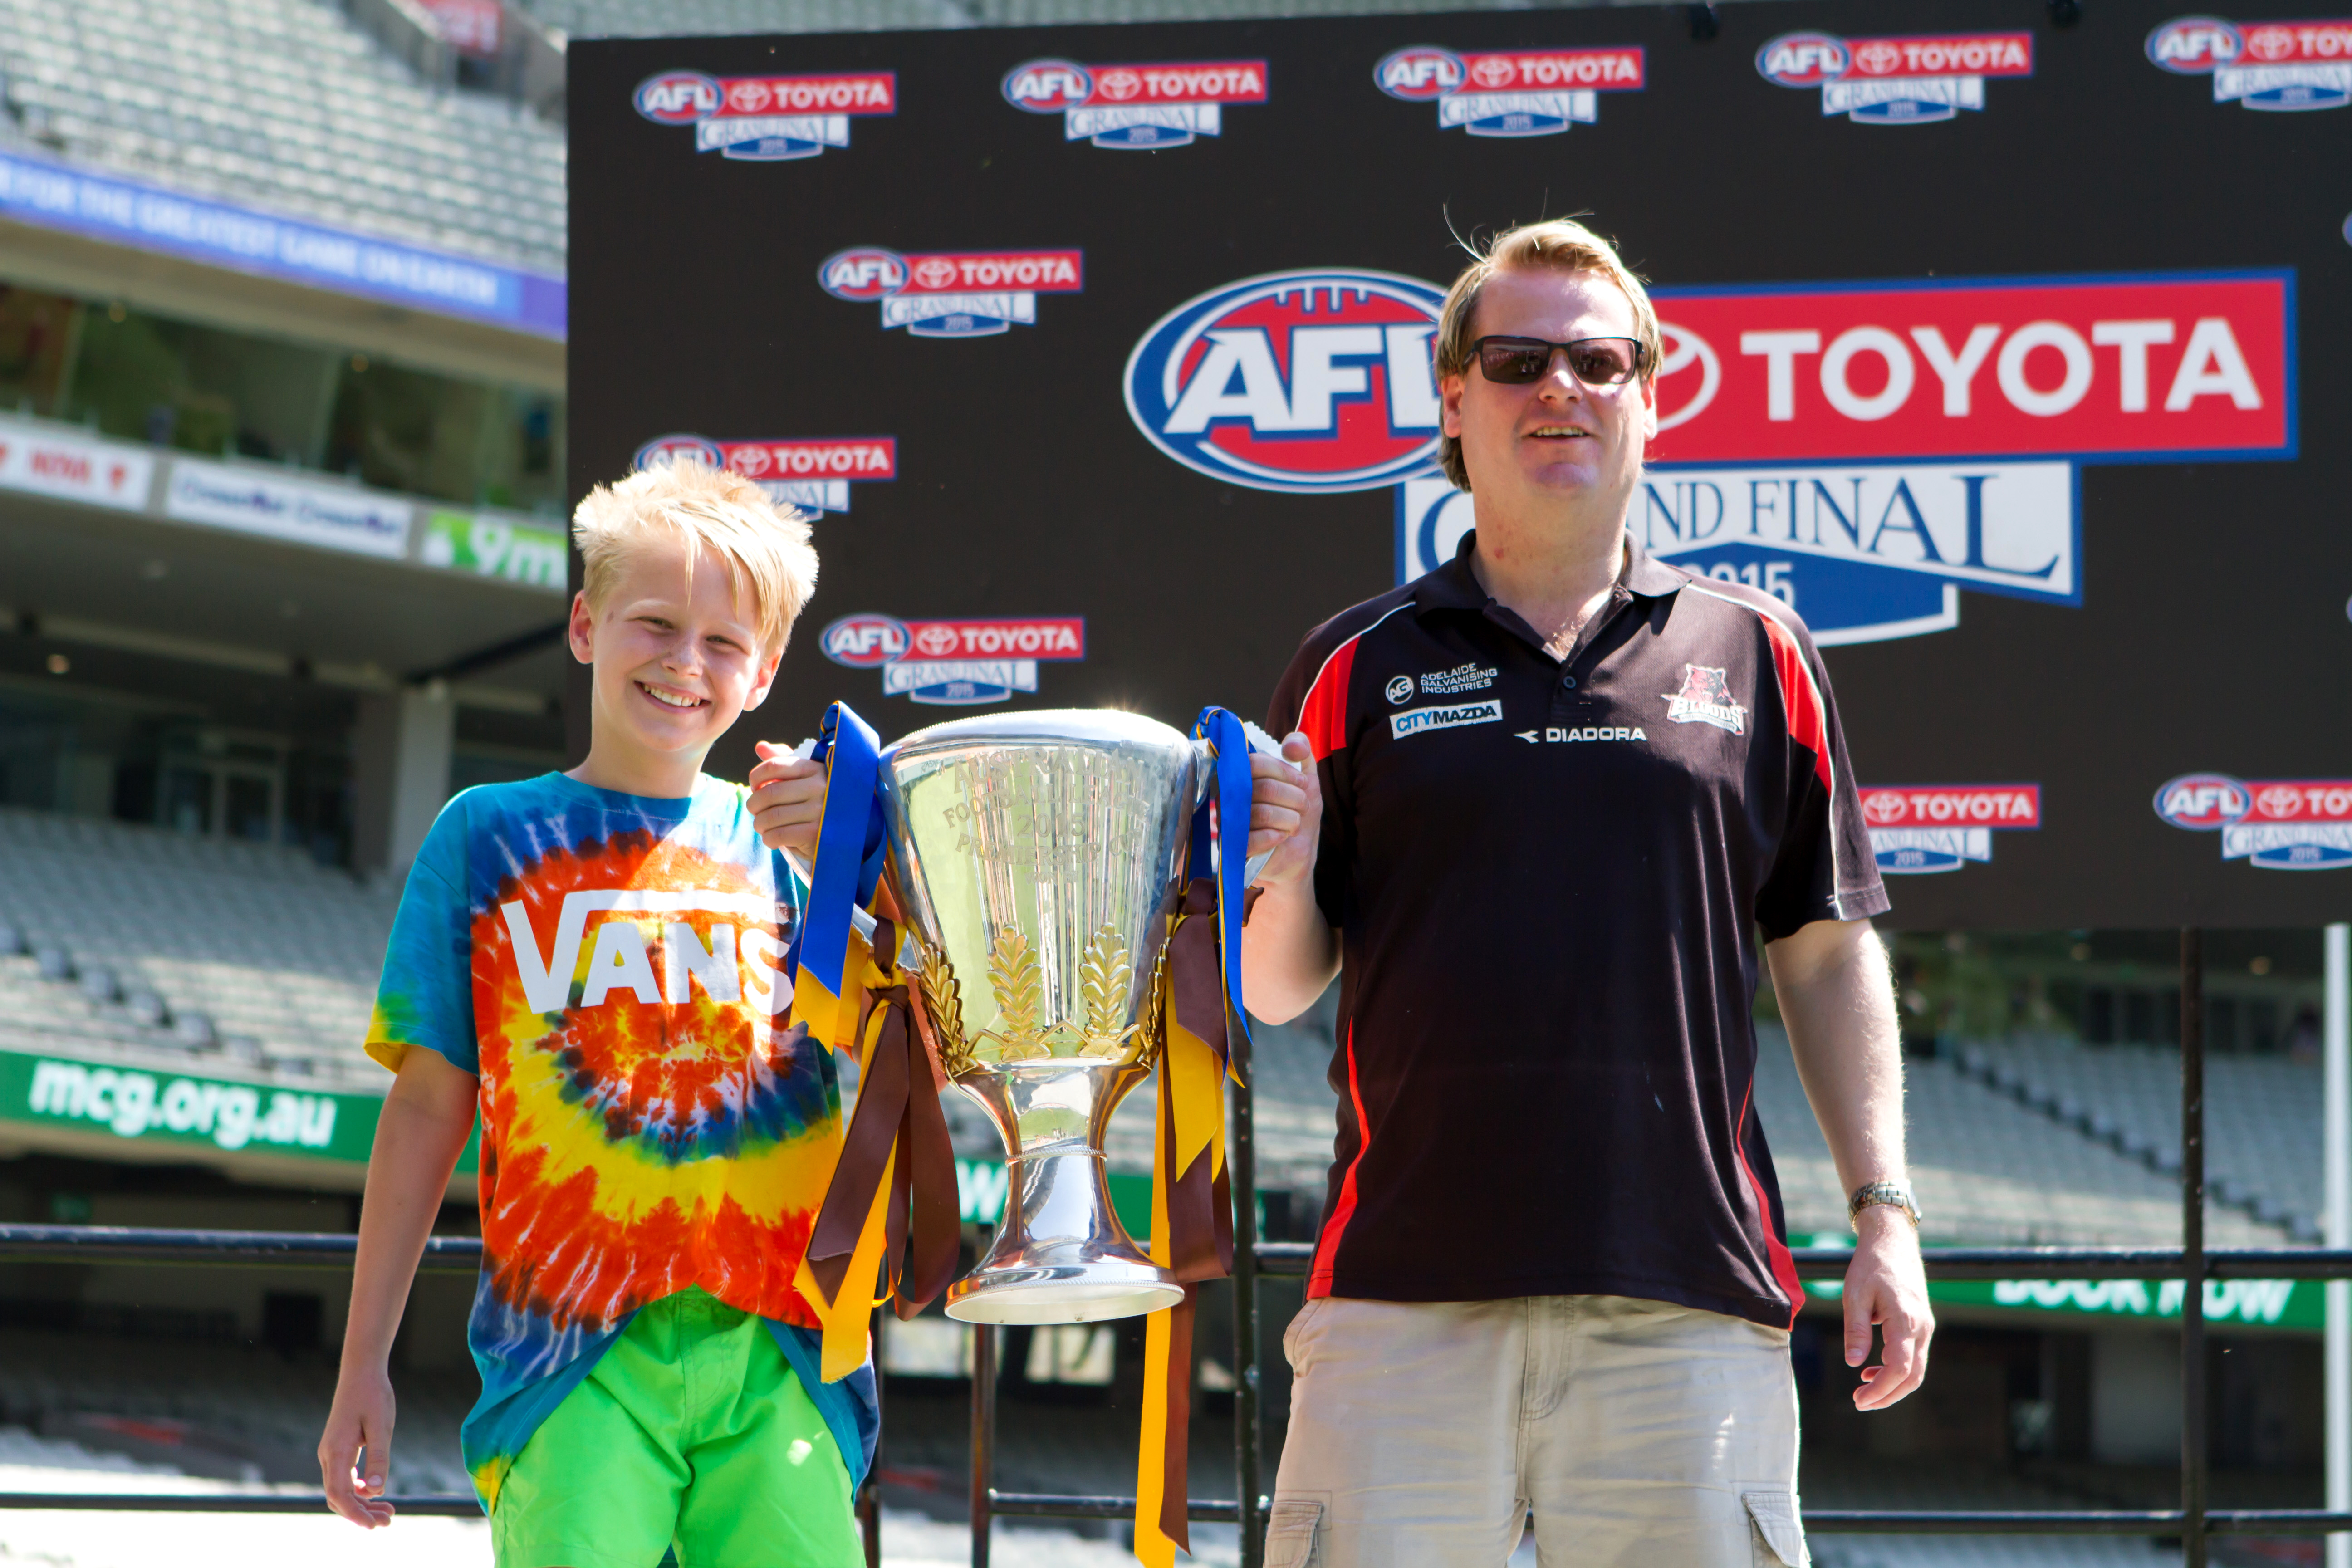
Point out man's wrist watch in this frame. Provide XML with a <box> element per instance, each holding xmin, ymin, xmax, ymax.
<box><xmin>1848</xmin><ymin>1180</ymin><xmax>1921</xmax><ymax>1230</ymax></box>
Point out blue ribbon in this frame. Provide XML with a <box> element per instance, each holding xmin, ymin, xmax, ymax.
<box><xmin>1190</xmin><ymin>707</ymin><xmax>1255</xmax><ymax>1047</ymax></box>
<box><xmin>789</xmin><ymin>702</ymin><xmax>889</xmax><ymax>996</ymax></box>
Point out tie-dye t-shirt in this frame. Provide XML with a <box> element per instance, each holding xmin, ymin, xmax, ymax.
<box><xmin>364</xmin><ymin>772</ymin><xmax>875</xmax><ymax>1510</ymax></box>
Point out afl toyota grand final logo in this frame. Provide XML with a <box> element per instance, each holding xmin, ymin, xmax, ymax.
<box><xmin>1124</xmin><ymin>269</ymin><xmax>1448</xmax><ymax>494</ymax></box>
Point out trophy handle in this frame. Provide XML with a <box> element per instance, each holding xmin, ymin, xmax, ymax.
<box><xmin>1193</xmin><ymin>730</ymin><xmax>1277</xmax><ymax>888</ymax></box>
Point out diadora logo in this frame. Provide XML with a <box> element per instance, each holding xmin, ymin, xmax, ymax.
<box><xmin>1861</xmin><ymin>784</ymin><xmax>2041</xmax><ymax>874</ymax></box>
<box><xmin>2146</xmin><ymin>15</ymin><xmax>2351</xmax><ymax>110</ymax></box>
<box><xmin>823</xmin><ymin>614</ymin><xmax>1085</xmax><ymax>705</ymax></box>
<box><xmin>821</xmin><ymin>615</ymin><xmax>911</xmax><ymax>668</ymax></box>
<box><xmin>1004</xmin><ymin>57</ymin><xmax>1264</xmax><ymax>147</ymax></box>
<box><xmin>1756</xmin><ymin>29</ymin><xmax>2031</xmax><ymax>123</ymax></box>
<box><xmin>819</xmin><ymin>246</ymin><xmax>1083</xmax><ymax>337</ymax></box>
<box><xmin>1385</xmin><ymin>675</ymin><xmax>1414</xmax><ymax>705</ymax></box>
<box><xmin>1513</xmin><ymin>725</ymin><xmax>1649</xmax><ymax>744</ymax></box>
<box><xmin>1376</xmin><ymin>42</ymin><xmax>1643</xmax><ymax>136</ymax></box>
<box><xmin>2147</xmin><ymin>16</ymin><xmax>2244</xmax><ymax>70</ymax></box>
<box><xmin>1661</xmin><ymin>664</ymin><xmax>1746</xmax><ymax>735</ymax></box>
<box><xmin>637</xmin><ymin>433</ymin><xmax>896</xmax><ymax>515</ymax></box>
<box><xmin>1389</xmin><ymin>699</ymin><xmax>1502</xmax><ymax>740</ymax></box>
<box><xmin>635</xmin><ymin>71</ymin><xmax>721</xmax><ymax>123</ymax></box>
<box><xmin>1124</xmin><ymin>269</ymin><xmax>1448</xmax><ymax>495</ymax></box>
<box><xmin>633</xmin><ymin>69</ymin><xmax>896</xmax><ymax>160</ymax></box>
<box><xmin>2155</xmin><ymin>773</ymin><xmax>2352</xmax><ymax>869</ymax></box>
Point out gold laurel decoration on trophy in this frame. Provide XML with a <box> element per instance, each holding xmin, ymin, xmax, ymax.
<box><xmin>978</xmin><ymin>926</ymin><xmax>1050</xmax><ymax>1062</ymax></box>
<box><xmin>1076</xmin><ymin>924</ymin><xmax>1140</xmax><ymax>1060</ymax></box>
<box><xmin>917</xmin><ymin>944</ymin><xmax>974</xmax><ymax>1077</ymax></box>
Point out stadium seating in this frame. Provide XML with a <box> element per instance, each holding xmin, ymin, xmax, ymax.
<box><xmin>515</xmin><ymin>0</ymin><xmax>1582</xmax><ymax>38</ymax></box>
<box><xmin>0</xmin><ymin>0</ymin><xmax>564</xmax><ymax>274</ymax></box>
<box><xmin>0</xmin><ymin>807</ymin><xmax>396</xmax><ymax>1087</ymax></box>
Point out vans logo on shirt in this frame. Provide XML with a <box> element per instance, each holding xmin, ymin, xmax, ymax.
<box><xmin>500</xmin><ymin>890</ymin><xmax>794</xmax><ymax>1016</ymax></box>
<box><xmin>1389</xmin><ymin>699</ymin><xmax>1504</xmax><ymax>739</ymax></box>
<box><xmin>1419</xmin><ymin>661</ymin><xmax>1497</xmax><ymax>696</ymax></box>
<box><xmin>1661</xmin><ymin>664</ymin><xmax>1747</xmax><ymax>735</ymax></box>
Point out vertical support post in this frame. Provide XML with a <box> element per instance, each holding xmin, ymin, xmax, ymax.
<box><xmin>2327</xmin><ymin>921</ymin><xmax>2350</xmax><ymax>1568</ymax></box>
<box><xmin>969</xmin><ymin>1322</ymin><xmax>996</xmax><ymax>1568</ymax></box>
<box><xmin>2181</xmin><ymin>928</ymin><xmax>2208</xmax><ymax>1568</ymax></box>
<box><xmin>862</xmin><ymin>1306</ymin><xmax>885</xmax><ymax>1568</ymax></box>
<box><xmin>1232</xmin><ymin>1021</ymin><xmax>1264</xmax><ymax>1568</ymax></box>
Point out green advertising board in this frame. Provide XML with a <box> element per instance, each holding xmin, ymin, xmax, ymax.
<box><xmin>1798</xmin><ymin>1236</ymin><xmax>2315</xmax><ymax>1332</ymax></box>
<box><xmin>419</xmin><ymin>509</ymin><xmax>567</xmax><ymax>592</ymax></box>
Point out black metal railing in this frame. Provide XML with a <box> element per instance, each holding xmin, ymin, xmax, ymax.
<box><xmin>0</xmin><ymin>932</ymin><xmax>2337</xmax><ymax>1568</ymax></box>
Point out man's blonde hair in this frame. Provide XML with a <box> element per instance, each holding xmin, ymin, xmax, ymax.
<box><xmin>1432</xmin><ymin>219</ymin><xmax>1662</xmax><ymax>491</ymax></box>
<box><xmin>572</xmin><ymin>457</ymin><xmax>819</xmax><ymax>652</ymax></box>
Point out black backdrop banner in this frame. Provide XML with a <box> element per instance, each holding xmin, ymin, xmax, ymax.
<box><xmin>569</xmin><ymin>0</ymin><xmax>2351</xmax><ymax>930</ymax></box>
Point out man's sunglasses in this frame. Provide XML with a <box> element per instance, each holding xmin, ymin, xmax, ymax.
<box><xmin>1471</xmin><ymin>335</ymin><xmax>1648</xmax><ymax>388</ymax></box>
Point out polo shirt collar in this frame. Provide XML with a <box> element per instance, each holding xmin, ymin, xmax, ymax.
<box><xmin>1415</xmin><ymin>523</ymin><xmax>1688</xmax><ymax>614</ymax></box>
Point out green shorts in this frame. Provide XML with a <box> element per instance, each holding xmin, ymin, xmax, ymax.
<box><xmin>492</xmin><ymin>1287</ymin><xmax>862</xmax><ymax>1568</ymax></box>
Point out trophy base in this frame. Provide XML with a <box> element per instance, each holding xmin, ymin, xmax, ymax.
<box><xmin>944</xmin><ymin>1261</ymin><xmax>1186</xmax><ymax>1325</ymax></box>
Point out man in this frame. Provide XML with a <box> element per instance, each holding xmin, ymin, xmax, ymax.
<box><xmin>1240</xmin><ymin>220</ymin><xmax>1932</xmax><ymax>1568</ymax></box>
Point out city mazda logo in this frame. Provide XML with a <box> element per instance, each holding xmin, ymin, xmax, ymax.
<box><xmin>1123</xmin><ymin>268</ymin><xmax>1448</xmax><ymax>495</ymax></box>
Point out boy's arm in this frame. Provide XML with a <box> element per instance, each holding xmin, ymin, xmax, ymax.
<box><xmin>319</xmin><ymin>1047</ymin><xmax>479</xmax><ymax>1527</ymax></box>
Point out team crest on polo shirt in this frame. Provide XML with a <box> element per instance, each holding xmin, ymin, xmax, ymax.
<box><xmin>1661</xmin><ymin>665</ymin><xmax>1746</xmax><ymax>734</ymax></box>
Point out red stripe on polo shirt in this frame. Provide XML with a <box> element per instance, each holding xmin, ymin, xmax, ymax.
<box><xmin>1759</xmin><ymin>612</ymin><xmax>1834</xmax><ymax>796</ymax></box>
<box><xmin>1733</xmin><ymin>1076</ymin><xmax>1803</xmax><ymax>1327</ymax></box>
<box><xmin>1307</xmin><ymin>1020</ymin><xmax>1371</xmax><ymax>1300</ymax></box>
<box><xmin>1296</xmin><ymin>637</ymin><xmax>1359</xmax><ymax>760</ymax></box>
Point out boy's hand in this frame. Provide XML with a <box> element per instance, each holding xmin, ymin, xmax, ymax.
<box><xmin>319</xmin><ymin>1362</ymin><xmax>397</xmax><ymax>1528</ymax></box>
<box><xmin>750</xmin><ymin>740</ymin><xmax>826</xmax><ymax>857</ymax></box>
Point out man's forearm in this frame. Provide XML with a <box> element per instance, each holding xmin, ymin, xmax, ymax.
<box><xmin>1240</xmin><ymin>874</ymin><xmax>1340</xmax><ymax>1025</ymax></box>
<box><xmin>1769</xmin><ymin>920</ymin><xmax>1905</xmax><ymax>1193</ymax></box>
<box><xmin>343</xmin><ymin>1066</ymin><xmax>476</xmax><ymax>1372</ymax></box>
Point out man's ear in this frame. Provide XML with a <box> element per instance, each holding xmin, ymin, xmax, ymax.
<box><xmin>567</xmin><ymin>591</ymin><xmax>597</xmax><ymax>665</ymax></box>
<box><xmin>1440</xmin><ymin>371</ymin><xmax>1466</xmax><ymax>439</ymax></box>
<box><xmin>1638</xmin><ymin>375</ymin><xmax>1660</xmax><ymax>446</ymax></box>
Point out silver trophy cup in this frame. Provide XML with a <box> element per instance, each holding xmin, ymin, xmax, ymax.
<box><xmin>879</xmin><ymin>709</ymin><xmax>1220</xmax><ymax>1325</ymax></box>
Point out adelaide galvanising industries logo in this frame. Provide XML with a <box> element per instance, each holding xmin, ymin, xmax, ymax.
<box><xmin>1125</xmin><ymin>269</ymin><xmax>1448</xmax><ymax>495</ymax></box>
<box><xmin>1374</xmin><ymin>44</ymin><xmax>1644</xmax><ymax>135</ymax></box>
<box><xmin>819</xmin><ymin>614</ymin><xmax>1085</xmax><ymax>706</ymax></box>
<box><xmin>1756</xmin><ymin>30</ymin><xmax>2032</xmax><ymax>122</ymax></box>
<box><xmin>633</xmin><ymin>69</ymin><xmax>895</xmax><ymax>160</ymax></box>
<box><xmin>1862</xmin><ymin>784</ymin><xmax>2041</xmax><ymax>874</ymax></box>
<box><xmin>2146</xmin><ymin>16</ymin><xmax>2352</xmax><ymax>111</ymax></box>
<box><xmin>634</xmin><ymin>434</ymin><xmax>895</xmax><ymax>515</ymax></box>
<box><xmin>819</xmin><ymin>248</ymin><xmax>1082</xmax><ymax>338</ymax></box>
<box><xmin>1002</xmin><ymin>57</ymin><xmax>1266</xmax><ymax>148</ymax></box>
<box><xmin>2154</xmin><ymin>774</ymin><xmax>2352</xmax><ymax>869</ymax></box>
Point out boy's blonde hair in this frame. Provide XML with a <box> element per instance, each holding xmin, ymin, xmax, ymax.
<box><xmin>1432</xmin><ymin>219</ymin><xmax>1662</xmax><ymax>491</ymax></box>
<box><xmin>572</xmin><ymin>457</ymin><xmax>819</xmax><ymax>652</ymax></box>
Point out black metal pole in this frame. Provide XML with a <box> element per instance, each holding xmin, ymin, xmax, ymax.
<box><xmin>862</xmin><ymin>1304</ymin><xmax>885</xmax><ymax>1568</ymax></box>
<box><xmin>970</xmin><ymin>1321</ymin><xmax>996</xmax><ymax>1568</ymax></box>
<box><xmin>2182</xmin><ymin>927</ymin><xmax>2208</xmax><ymax>1568</ymax></box>
<box><xmin>1232</xmin><ymin>1022</ymin><xmax>1264</xmax><ymax>1568</ymax></box>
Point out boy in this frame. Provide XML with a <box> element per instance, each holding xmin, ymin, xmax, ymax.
<box><xmin>318</xmin><ymin>458</ymin><xmax>867</xmax><ymax>1568</ymax></box>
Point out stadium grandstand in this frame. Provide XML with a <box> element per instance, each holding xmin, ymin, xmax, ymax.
<box><xmin>0</xmin><ymin>3</ymin><xmax>2341</xmax><ymax>1566</ymax></box>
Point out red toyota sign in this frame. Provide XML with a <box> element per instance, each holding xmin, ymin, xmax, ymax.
<box><xmin>1647</xmin><ymin>271</ymin><xmax>2293</xmax><ymax>464</ymax></box>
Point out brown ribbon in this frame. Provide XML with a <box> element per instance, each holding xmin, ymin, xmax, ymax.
<box><xmin>804</xmin><ymin>918</ymin><xmax>961</xmax><ymax>1317</ymax></box>
<box><xmin>1163</xmin><ymin>877</ymin><xmax>1235</xmax><ymax>1282</ymax></box>
<box><xmin>1157</xmin><ymin>1287</ymin><xmax>1198</xmax><ymax>1549</ymax></box>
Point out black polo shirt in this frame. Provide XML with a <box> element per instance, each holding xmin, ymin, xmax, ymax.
<box><xmin>1264</xmin><ymin>529</ymin><xmax>1888</xmax><ymax>1329</ymax></box>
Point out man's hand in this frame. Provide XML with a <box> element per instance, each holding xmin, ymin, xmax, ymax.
<box><xmin>1248</xmin><ymin>733</ymin><xmax>1320</xmax><ymax>887</ymax></box>
<box><xmin>318</xmin><ymin>1362</ymin><xmax>397</xmax><ymax>1527</ymax></box>
<box><xmin>749</xmin><ymin>740</ymin><xmax>825</xmax><ymax>857</ymax></box>
<box><xmin>1843</xmin><ymin>1205</ymin><xmax>1934</xmax><ymax>1410</ymax></box>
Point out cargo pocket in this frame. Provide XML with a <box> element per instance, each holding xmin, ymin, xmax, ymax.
<box><xmin>1743</xmin><ymin>1490</ymin><xmax>1808</xmax><ymax>1568</ymax></box>
<box><xmin>1264</xmin><ymin>1496</ymin><xmax>1324</xmax><ymax>1568</ymax></box>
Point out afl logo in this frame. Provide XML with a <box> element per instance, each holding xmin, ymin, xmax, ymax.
<box><xmin>1375</xmin><ymin>46</ymin><xmax>1466</xmax><ymax>100</ymax></box>
<box><xmin>2153</xmin><ymin>772</ymin><xmax>2250</xmax><ymax>829</ymax></box>
<box><xmin>820</xmin><ymin>614</ymin><xmax>911</xmax><ymax>668</ymax></box>
<box><xmin>633</xmin><ymin>433</ymin><xmax>724</xmax><ymax>470</ymax></box>
<box><xmin>1003</xmin><ymin>59</ymin><xmax>1094</xmax><ymax>112</ymax></box>
<box><xmin>1756</xmin><ymin>32</ymin><xmax>1852</xmax><ymax>87</ymax></box>
<box><xmin>1123</xmin><ymin>268</ymin><xmax>1448</xmax><ymax>495</ymax></box>
<box><xmin>818</xmin><ymin>248</ymin><xmax>908</xmax><ymax>301</ymax></box>
<box><xmin>2145</xmin><ymin>16</ymin><xmax>2243</xmax><ymax>72</ymax></box>
<box><xmin>634</xmin><ymin>71</ymin><xmax>720</xmax><ymax>123</ymax></box>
